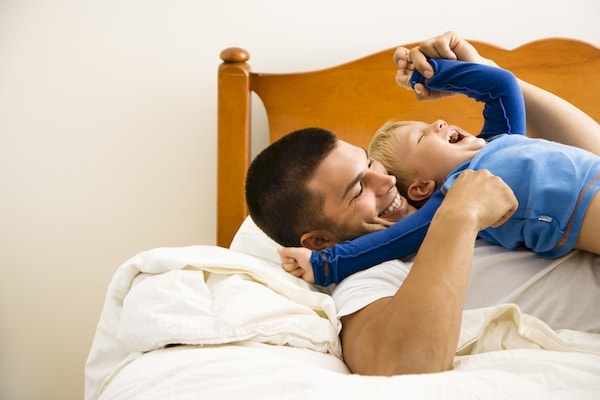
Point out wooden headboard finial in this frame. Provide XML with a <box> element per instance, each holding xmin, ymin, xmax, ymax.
<box><xmin>220</xmin><ymin>47</ymin><xmax>250</xmax><ymax>63</ymax></box>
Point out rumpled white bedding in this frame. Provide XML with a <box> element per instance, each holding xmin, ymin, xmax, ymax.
<box><xmin>85</xmin><ymin>245</ymin><xmax>600</xmax><ymax>400</ymax></box>
<box><xmin>85</xmin><ymin>245</ymin><xmax>340</xmax><ymax>399</ymax></box>
<box><xmin>118</xmin><ymin>248</ymin><xmax>341</xmax><ymax>356</ymax></box>
<box><xmin>98</xmin><ymin>343</ymin><xmax>600</xmax><ymax>400</ymax></box>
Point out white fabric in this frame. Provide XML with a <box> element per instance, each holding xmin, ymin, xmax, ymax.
<box><xmin>85</xmin><ymin>218</ymin><xmax>600</xmax><ymax>400</ymax></box>
<box><xmin>229</xmin><ymin>215</ymin><xmax>284</xmax><ymax>265</ymax></box>
<box><xmin>98</xmin><ymin>343</ymin><xmax>600</xmax><ymax>400</ymax></box>
<box><xmin>119</xmin><ymin>268</ymin><xmax>338</xmax><ymax>353</ymax></box>
<box><xmin>85</xmin><ymin>245</ymin><xmax>341</xmax><ymax>400</ymax></box>
<box><xmin>457</xmin><ymin>303</ymin><xmax>600</xmax><ymax>355</ymax></box>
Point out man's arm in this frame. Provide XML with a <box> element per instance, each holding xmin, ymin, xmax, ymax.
<box><xmin>519</xmin><ymin>80</ymin><xmax>600</xmax><ymax>155</ymax></box>
<box><xmin>340</xmin><ymin>169</ymin><xmax>517</xmax><ymax>375</ymax></box>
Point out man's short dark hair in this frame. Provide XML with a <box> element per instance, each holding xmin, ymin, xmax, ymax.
<box><xmin>245</xmin><ymin>127</ymin><xmax>338</xmax><ymax>246</ymax></box>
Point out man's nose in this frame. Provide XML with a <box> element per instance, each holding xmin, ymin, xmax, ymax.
<box><xmin>366</xmin><ymin>170</ymin><xmax>396</xmax><ymax>196</ymax></box>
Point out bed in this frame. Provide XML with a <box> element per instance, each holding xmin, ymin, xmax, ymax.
<box><xmin>85</xmin><ymin>37</ymin><xmax>600</xmax><ymax>400</ymax></box>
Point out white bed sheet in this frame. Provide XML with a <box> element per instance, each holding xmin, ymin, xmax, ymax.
<box><xmin>85</xmin><ymin>222</ymin><xmax>600</xmax><ymax>400</ymax></box>
<box><xmin>98</xmin><ymin>342</ymin><xmax>600</xmax><ymax>400</ymax></box>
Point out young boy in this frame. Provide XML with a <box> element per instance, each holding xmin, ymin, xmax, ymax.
<box><xmin>279</xmin><ymin>58</ymin><xmax>600</xmax><ymax>286</ymax></box>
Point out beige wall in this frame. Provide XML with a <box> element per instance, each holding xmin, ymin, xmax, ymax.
<box><xmin>0</xmin><ymin>0</ymin><xmax>598</xmax><ymax>399</ymax></box>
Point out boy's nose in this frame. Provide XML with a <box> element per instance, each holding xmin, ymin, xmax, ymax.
<box><xmin>432</xmin><ymin>119</ymin><xmax>447</xmax><ymax>132</ymax></box>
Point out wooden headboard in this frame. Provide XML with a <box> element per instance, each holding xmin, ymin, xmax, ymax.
<box><xmin>216</xmin><ymin>38</ymin><xmax>600</xmax><ymax>247</ymax></box>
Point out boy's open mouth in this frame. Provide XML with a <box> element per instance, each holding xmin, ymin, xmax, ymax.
<box><xmin>449</xmin><ymin>129</ymin><xmax>465</xmax><ymax>143</ymax></box>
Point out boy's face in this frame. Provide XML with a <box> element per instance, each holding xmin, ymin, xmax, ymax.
<box><xmin>389</xmin><ymin>120</ymin><xmax>486</xmax><ymax>186</ymax></box>
<box><xmin>306</xmin><ymin>140</ymin><xmax>414</xmax><ymax>243</ymax></box>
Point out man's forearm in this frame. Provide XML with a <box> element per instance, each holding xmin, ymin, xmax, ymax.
<box><xmin>519</xmin><ymin>79</ymin><xmax>600</xmax><ymax>155</ymax></box>
<box><xmin>381</xmin><ymin>202</ymin><xmax>479</xmax><ymax>372</ymax></box>
<box><xmin>341</xmin><ymin>201</ymin><xmax>478</xmax><ymax>375</ymax></box>
<box><xmin>340</xmin><ymin>170</ymin><xmax>517</xmax><ymax>376</ymax></box>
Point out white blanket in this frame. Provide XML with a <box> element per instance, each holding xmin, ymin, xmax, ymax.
<box><xmin>85</xmin><ymin>245</ymin><xmax>600</xmax><ymax>400</ymax></box>
<box><xmin>85</xmin><ymin>245</ymin><xmax>341</xmax><ymax>400</ymax></box>
<box><xmin>97</xmin><ymin>343</ymin><xmax>600</xmax><ymax>400</ymax></box>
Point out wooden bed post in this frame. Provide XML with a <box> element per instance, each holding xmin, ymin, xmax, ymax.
<box><xmin>217</xmin><ymin>47</ymin><xmax>251</xmax><ymax>247</ymax></box>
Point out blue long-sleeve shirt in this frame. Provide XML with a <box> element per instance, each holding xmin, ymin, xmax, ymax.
<box><xmin>310</xmin><ymin>59</ymin><xmax>600</xmax><ymax>286</ymax></box>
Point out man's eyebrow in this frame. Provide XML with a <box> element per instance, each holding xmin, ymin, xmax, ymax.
<box><xmin>342</xmin><ymin>148</ymin><xmax>369</xmax><ymax>200</ymax></box>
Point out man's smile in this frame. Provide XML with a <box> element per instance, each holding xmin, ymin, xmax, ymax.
<box><xmin>379</xmin><ymin>191</ymin><xmax>409</xmax><ymax>222</ymax></box>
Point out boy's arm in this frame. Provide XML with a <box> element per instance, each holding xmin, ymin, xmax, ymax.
<box><xmin>410</xmin><ymin>59</ymin><xmax>526</xmax><ymax>138</ymax></box>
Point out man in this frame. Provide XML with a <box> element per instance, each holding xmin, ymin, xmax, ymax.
<box><xmin>245</xmin><ymin>32</ymin><xmax>600</xmax><ymax>376</ymax></box>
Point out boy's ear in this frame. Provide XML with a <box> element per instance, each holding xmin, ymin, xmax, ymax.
<box><xmin>300</xmin><ymin>230</ymin><xmax>338</xmax><ymax>251</ymax></box>
<box><xmin>407</xmin><ymin>179</ymin><xmax>436</xmax><ymax>202</ymax></box>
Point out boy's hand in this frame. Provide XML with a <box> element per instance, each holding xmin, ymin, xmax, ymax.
<box><xmin>278</xmin><ymin>247</ymin><xmax>315</xmax><ymax>283</ymax></box>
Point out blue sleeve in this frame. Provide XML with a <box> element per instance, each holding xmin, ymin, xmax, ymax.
<box><xmin>311</xmin><ymin>190</ymin><xmax>444</xmax><ymax>286</ymax></box>
<box><xmin>410</xmin><ymin>59</ymin><xmax>526</xmax><ymax>138</ymax></box>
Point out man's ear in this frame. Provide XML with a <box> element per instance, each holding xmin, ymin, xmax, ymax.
<box><xmin>300</xmin><ymin>230</ymin><xmax>337</xmax><ymax>251</ymax></box>
<box><xmin>407</xmin><ymin>179</ymin><xmax>436</xmax><ymax>202</ymax></box>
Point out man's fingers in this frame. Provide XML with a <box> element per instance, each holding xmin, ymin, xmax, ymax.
<box><xmin>407</xmin><ymin>47</ymin><xmax>433</xmax><ymax>79</ymax></box>
<box><xmin>392</xmin><ymin>46</ymin><xmax>411</xmax><ymax>68</ymax></box>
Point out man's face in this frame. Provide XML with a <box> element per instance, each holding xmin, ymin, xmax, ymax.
<box><xmin>306</xmin><ymin>140</ymin><xmax>414</xmax><ymax>243</ymax></box>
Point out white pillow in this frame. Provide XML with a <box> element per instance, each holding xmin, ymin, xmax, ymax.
<box><xmin>229</xmin><ymin>216</ymin><xmax>282</xmax><ymax>265</ymax></box>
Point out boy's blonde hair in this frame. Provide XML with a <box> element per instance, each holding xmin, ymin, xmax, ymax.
<box><xmin>368</xmin><ymin>120</ymin><xmax>423</xmax><ymax>206</ymax></box>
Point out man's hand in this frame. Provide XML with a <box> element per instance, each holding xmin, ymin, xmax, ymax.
<box><xmin>394</xmin><ymin>31</ymin><xmax>494</xmax><ymax>101</ymax></box>
<box><xmin>441</xmin><ymin>169</ymin><xmax>518</xmax><ymax>231</ymax></box>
